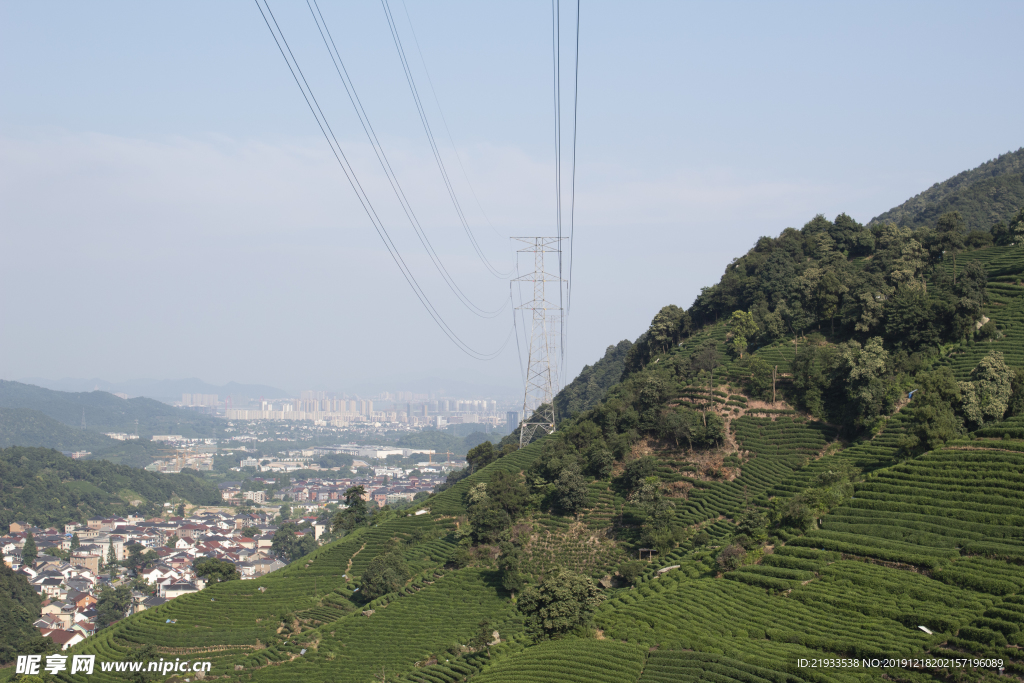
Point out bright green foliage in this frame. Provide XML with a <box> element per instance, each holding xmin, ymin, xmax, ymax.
<box><xmin>769</xmin><ymin>465</ymin><xmax>853</xmax><ymax>532</ymax></box>
<box><xmin>1012</xmin><ymin>206</ymin><xmax>1024</xmax><ymax>245</ymax></box>
<box><xmin>745</xmin><ymin>355</ymin><xmax>774</xmax><ymax>400</ymax></box>
<box><xmin>473</xmin><ymin>639</ymin><xmax>647</xmax><ymax>683</ymax></box>
<box><xmin>123</xmin><ymin>543</ymin><xmax>158</xmax><ymax>573</ymax></box>
<box><xmin>246</xmin><ymin>569</ymin><xmax>517</xmax><ymax>683</ymax></box>
<box><xmin>467</xmin><ymin>441</ymin><xmax>499</xmax><ymax>472</ymax></box>
<box><xmin>898</xmin><ymin>367</ymin><xmax>965</xmax><ymax>457</ymax></box>
<box><xmin>488</xmin><ymin>469</ymin><xmax>530</xmax><ymax>518</ymax></box>
<box><xmin>519</xmin><ymin>569</ymin><xmax>603</xmax><ymax>638</ymax></box>
<box><xmin>960</xmin><ymin>352</ymin><xmax>1014</xmax><ymax>426</ymax></box>
<box><xmin>498</xmin><ymin>543</ymin><xmax>526</xmax><ymax>594</ymax></box>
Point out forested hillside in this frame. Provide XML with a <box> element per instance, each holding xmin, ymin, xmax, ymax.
<box><xmin>0</xmin><ymin>407</ymin><xmax>117</xmax><ymax>451</ymax></box>
<box><xmin>871</xmin><ymin>147</ymin><xmax>1024</xmax><ymax>232</ymax></box>
<box><xmin>0</xmin><ymin>446</ymin><xmax>220</xmax><ymax>529</ymax></box>
<box><xmin>0</xmin><ymin>380</ymin><xmax>219</xmax><ymax>437</ymax></box>
<box><xmin>554</xmin><ymin>339</ymin><xmax>632</xmax><ymax>420</ymax></box>
<box><xmin>19</xmin><ymin>175</ymin><xmax>1024</xmax><ymax>683</ymax></box>
<box><xmin>0</xmin><ymin>563</ymin><xmax>52</xmax><ymax>664</ymax></box>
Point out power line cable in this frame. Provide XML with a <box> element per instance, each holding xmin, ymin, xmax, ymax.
<box><xmin>567</xmin><ymin>0</ymin><xmax>580</xmax><ymax>318</ymax></box>
<box><xmin>398</xmin><ymin>0</ymin><xmax>509</xmax><ymax>248</ymax></box>
<box><xmin>306</xmin><ymin>0</ymin><xmax>508</xmax><ymax>319</ymax></box>
<box><xmin>552</xmin><ymin>0</ymin><xmax>566</xmax><ymax>389</ymax></box>
<box><xmin>562</xmin><ymin>0</ymin><xmax>581</xmax><ymax>389</ymax></box>
<box><xmin>510</xmin><ymin>284</ymin><xmax>526</xmax><ymax>387</ymax></box>
<box><xmin>380</xmin><ymin>0</ymin><xmax>514</xmax><ymax>280</ymax></box>
<box><xmin>254</xmin><ymin>0</ymin><xmax>512</xmax><ymax>360</ymax></box>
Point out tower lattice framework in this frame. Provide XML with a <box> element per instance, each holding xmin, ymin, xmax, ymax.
<box><xmin>514</xmin><ymin>237</ymin><xmax>565</xmax><ymax>448</ymax></box>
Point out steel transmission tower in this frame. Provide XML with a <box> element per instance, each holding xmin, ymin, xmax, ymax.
<box><xmin>514</xmin><ymin>237</ymin><xmax>565</xmax><ymax>447</ymax></box>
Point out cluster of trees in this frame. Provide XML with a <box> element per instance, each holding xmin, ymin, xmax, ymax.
<box><xmin>897</xmin><ymin>353</ymin><xmax>1024</xmax><ymax>458</ymax></box>
<box><xmin>360</xmin><ymin>540</ymin><xmax>412</xmax><ymax>601</ymax></box>
<box><xmin>768</xmin><ymin>466</ymin><xmax>854</xmax><ymax>533</ymax></box>
<box><xmin>663</xmin><ymin>212</ymin><xmax>996</xmax><ymax>355</ymax></box>
<box><xmin>465</xmin><ymin>441</ymin><xmax>519</xmax><ymax>473</ymax></box>
<box><xmin>271</xmin><ymin>524</ymin><xmax>318</xmax><ymax>563</ymax></box>
<box><xmin>194</xmin><ymin>557</ymin><xmax>240</xmax><ymax>583</ymax></box>
<box><xmin>461</xmin><ymin>470</ymin><xmax>531</xmax><ymax>544</ymax></box>
<box><xmin>330</xmin><ymin>486</ymin><xmax>373</xmax><ymax>534</ymax></box>
<box><xmin>96</xmin><ymin>584</ymin><xmax>132</xmax><ymax>630</ymax></box>
<box><xmin>518</xmin><ymin>569</ymin><xmax>603</xmax><ymax>639</ymax></box>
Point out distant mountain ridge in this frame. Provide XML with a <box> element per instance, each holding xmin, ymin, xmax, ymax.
<box><xmin>20</xmin><ymin>376</ymin><xmax>291</xmax><ymax>401</ymax></box>
<box><xmin>0</xmin><ymin>380</ymin><xmax>219</xmax><ymax>437</ymax></box>
<box><xmin>870</xmin><ymin>146</ymin><xmax>1024</xmax><ymax>232</ymax></box>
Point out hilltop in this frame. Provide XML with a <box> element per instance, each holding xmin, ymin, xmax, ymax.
<box><xmin>870</xmin><ymin>147</ymin><xmax>1024</xmax><ymax>232</ymax></box>
<box><xmin>10</xmin><ymin>156</ymin><xmax>1024</xmax><ymax>683</ymax></box>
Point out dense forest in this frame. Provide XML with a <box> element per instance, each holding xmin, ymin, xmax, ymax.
<box><xmin>554</xmin><ymin>340</ymin><xmax>633</xmax><ymax>421</ymax></box>
<box><xmin>0</xmin><ymin>446</ymin><xmax>220</xmax><ymax>529</ymax></box>
<box><xmin>871</xmin><ymin>147</ymin><xmax>1024</xmax><ymax>232</ymax></box>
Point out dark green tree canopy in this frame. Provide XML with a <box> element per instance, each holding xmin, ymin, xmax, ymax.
<box><xmin>518</xmin><ymin>570</ymin><xmax>604</xmax><ymax>638</ymax></box>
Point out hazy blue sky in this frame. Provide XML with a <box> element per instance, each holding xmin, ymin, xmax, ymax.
<box><xmin>2</xmin><ymin>1</ymin><xmax>1022</xmax><ymax>397</ymax></box>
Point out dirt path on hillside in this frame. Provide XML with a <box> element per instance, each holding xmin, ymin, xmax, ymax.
<box><xmin>346</xmin><ymin>543</ymin><xmax>366</xmax><ymax>575</ymax></box>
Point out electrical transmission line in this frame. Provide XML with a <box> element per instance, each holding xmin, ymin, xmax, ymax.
<box><xmin>551</xmin><ymin>0</ymin><xmax>581</xmax><ymax>390</ymax></box>
<box><xmin>307</xmin><ymin>0</ymin><xmax>509</xmax><ymax>319</ymax></box>
<box><xmin>514</xmin><ymin>237</ymin><xmax>565</xmax><ymax>447</ymax></box>
<box><xmin>254</xmin><ymin>0</ymin><xmax>512</xmax><ymax>360</ymax></box>
<box><xmin>381</xmin><ymin>0</ymin><xmax>514</xmax><ymax>280</ymax></box>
